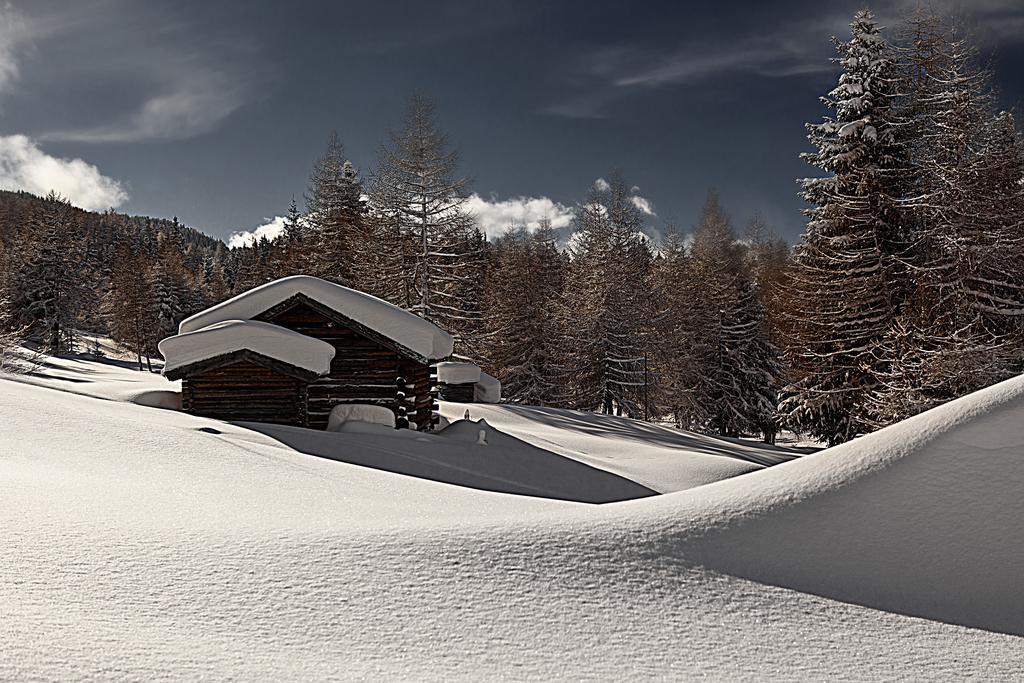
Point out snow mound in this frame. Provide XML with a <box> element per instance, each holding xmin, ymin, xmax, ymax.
<box><xmin>436</xmin><ymin>361</ymin><xmax>481</xmax><ymax>384</ymax></box>
<box><xmin>126</xmin><ymin>389</ymin><xmax>182</xmax><ymax>410</ymax></box>
<box><xmin>327</xmin><ymin>403</ymin><xmax>396</xmax><ymax>431</ymax></box>
<box><xmin>672</xmin><ymin>373</ymin><xmax>1024</xmax><ymax>635</ymax></box>
<box><xmin>440</xmin><ymin>402</ymin><xmax>787</xmax><ymax>493</ymax></box>
<box><xmin>474</xmin><ymin>371</ymin><xmax>501</xmax><ymax>403</ymax></box>
<box><xmin>178</xmin><ymin>275</ymin><xmax>454</xmax><ymax>361</ymax></box>
<box><xmin>159</xmin><ymin>319</ymin><xmax>336</xmax><ymax>377</ymax></box>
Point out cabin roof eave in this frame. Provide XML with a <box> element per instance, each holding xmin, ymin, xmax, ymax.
<box><xmin>163</xmin><ymin>348</ymin><xmax>324</xmax><ymax>382</ymax></box>
<box><xmin>254</xmin><ymin>293</ymin><xmax>440</xmax><ymax>366</ymax></box>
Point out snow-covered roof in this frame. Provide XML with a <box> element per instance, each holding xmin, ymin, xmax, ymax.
<box><xmin>474</xmin><ymin>372</ymin><xmax>501</xmax><ymax>403</ymax></box>
<box><xmin>436</xmin><ymin>362</ymin><xmax>481</xmax><ymax>385</ymax></box>
<box><xmin>179</xmin><ymin>276</ymin><xmax>454</xmax><ymax>362</ymax></box>
<box><xmin>159</xmin><ymin>320</ymin><xmax>336</xmax><ymax>377</ymax></box>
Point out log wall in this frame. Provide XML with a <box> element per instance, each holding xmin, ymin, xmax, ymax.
<box><xmin>437</xmin><ymin>382</ymin><xmax>475</xmax><ymax>403</ymax></box>
<box><xmin>259</xmin><ymin>300</ymin><xmax>437</xmax><ymax>430</ymax></box>
<box><xmin>181</xmin><ymin>361</ymin><xmax>308</xmax><ymax>426</ymax></box>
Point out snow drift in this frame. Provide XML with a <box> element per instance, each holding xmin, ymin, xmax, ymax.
<box><xmin>668</xmin><ymin>373</ymin><xmax>1024</xmax><ymax>635</ymax></box>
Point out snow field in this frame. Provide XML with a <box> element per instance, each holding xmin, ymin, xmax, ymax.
<box><xmin>3</xmin><ymin>378</ymin><xmax>1024</xmax><ymax>679</ymax></box>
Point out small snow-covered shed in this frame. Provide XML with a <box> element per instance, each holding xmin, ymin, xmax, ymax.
<box><xmin>436</xmin><ymin>362</ymin><xmax>502</xmax><ymax>404</ymax></box>
<box><xmin>162</xmin><ymin>276</ymin><xmax>454</xmax><ymax>430</ymax></box>
<box><xmin>160</xmin><ymin>320</ymin><xmax>336</xmax><ymax>426</ymax></box>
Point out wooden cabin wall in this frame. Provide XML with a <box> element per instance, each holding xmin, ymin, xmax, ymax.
<box><xmin>437</xmin><ymin>382</ymin><xmax>475</xmax><ymax>403</ymax></box>
<box><xmin>262</xmin><ymin>302</ymin><xmax>436</xmax><ymax>430</ymax></box>
<box><xmin>181</xmin><ymin>362</ymin><xmax>307</xmax><ymax>426</ymax></box>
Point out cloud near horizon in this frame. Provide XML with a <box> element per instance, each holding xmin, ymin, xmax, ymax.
<box><xmin>465</xmin><ymin>193</ymin><xmax>574</xmax><ymax>238</ymax></box>
<box><xmin>227</xmin><ymin>215</ymin><xmax>288</xmax><ymax>248</ymax></box>
<box><xmin>0</xmin><ymin>135</ymin><xmax>128</xmax><ymax>210</ymax></box>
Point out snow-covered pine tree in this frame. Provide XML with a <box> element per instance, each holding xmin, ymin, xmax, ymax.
<box><xmin>781</xmin><ymin>10</ymin><xmax>908</xmax><ymax>445</ymax></box>
<box><xmin>369</xmin><ymin>94</ymin><xmax>483</xmax><ymax>352</ymax></box>
<box><xmin>685</xmin><ymin>192</ymin><xmax>781</xmax><ymax>439</ymax></box>
<box><xmin>479</xmin><ymin>220</ymin><xmax>566</xmax><ymax>405</ymax></box>
<box><xmin>648</xmin><ymin>227</ymin><xmax>702</xmax><ymax>427</ymax></box>
<box><xmin>559</xmin><ymin>173</ymin><xmax>653</xmax><ymax>417</ymax></box>
<box><xmin>273</xmin><ymin>195</ymin><xmax>307</xmax><ymax>278</ymax></box>
<box><xmin>729</xmin><ymin>277</ymin><xmax>784</xmax><ymax>442</ymax></box>
<box><xmin>974</xmin><ymin>110</ymin><xmax>1024</xmax><ymax>332</ymax></box>
<box><xmin>104</xmin><ymin>247</ymin><xmax>158</xmax><ymax>370</ymax></box>
<box><xmin>304</xmin><ymin>134</ymin><xmax>366</xmax><ymax>287</ymax></box>
<box><xmin>199</xmin><ymin>243</ymin><xmax>230</xmax><ymax>307</ymax></box>
<box><xmin>147</xmin><ymin>234</ymin><xmax>191</xmax><ymax>347</ymax></box>
<box><xmin>0</xmin><ymin>277</ymin><xmax>26</xmax><ymax>371</ymax></box>
<box><xmin>14</xmin><ymin>192</ymin><xmax>88</xmax><ymax>355</ymax></box>
<box><xmin>871</xmin><ymin>16</ymin><xmax>1024</xmax><ymax>424</ymax></box>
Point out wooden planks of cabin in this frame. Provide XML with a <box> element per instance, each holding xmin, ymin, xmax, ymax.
<box><xmin>181</xmin><ymin>360</ymin><xmax>309</xmax><ymax>427</ymax></box>
<box><xmin>257</xmin><ymin>295</ymin><xmax>439</xmax><ymax>430</ymax></box>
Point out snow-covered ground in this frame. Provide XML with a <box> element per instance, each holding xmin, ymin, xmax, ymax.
<box><xmin>3</xmin><ymin>350</ymin><xmax>1023</xmax><ymax>679</ymax></box>
<box><xmin>442</xmin><ymin>402</ymin><xmax>796</xmax><ymax>492</ymax></box>
<box><xmin>5</xmin><ymin>347</ymin><xmax>783</xmax><ymax>498</ymax></box>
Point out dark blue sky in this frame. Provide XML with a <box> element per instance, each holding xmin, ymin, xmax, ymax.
<box><xmin>1</xmin><ymin>0</ymin><xmax>1022</xmax><ymax>243</ymax></box>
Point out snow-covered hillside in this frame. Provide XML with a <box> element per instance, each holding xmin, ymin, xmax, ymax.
<box><xmin>2</xmin><ymin>358</ymin><xmax>1024</xmax><ymax>679</ymax></box>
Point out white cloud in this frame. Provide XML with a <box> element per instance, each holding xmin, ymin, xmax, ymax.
<box><xmin>228</xmin><ymin>215</ymin><xmax>288</xmax><ymax>249</ymax></box>
<box><xmin>631</xmin><ymin>195</ymin><xmax>656</xmax><ymax>216</ymax></box>
<box><xmin>0</xmin><ymin>135</ymin><xmax>127</xmax><ymax>210</ymax></box>
<box><xmin>593</xmin><ymin>177</ymin><xmax>610</xmax><ymax>192</ymax></box>
<box><xmin>44</xmin><ymin>72</ymin><xmax>247</xmax><ymax>143</ymax></box>
<box><xmin>465</xmin><ymin>193</ymin><xmax>574</xmax><ymax>238</ymax></box>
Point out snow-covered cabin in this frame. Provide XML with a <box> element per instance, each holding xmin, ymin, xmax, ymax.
<box><xmin>160</xmin><ymin>276</ymin><xmax>454</xmax><ymax>430</ymax></box>
<box><xmin>436</xmin><ymin>362</ymin><xmax>502</xmax><ymax>404</ymax></box>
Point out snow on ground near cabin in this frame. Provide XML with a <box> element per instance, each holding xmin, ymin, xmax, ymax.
<box><xmin>159</xmin><ymin>319</ymin><xmax>336</xmax><ymax>376</ymax></box>
<box><xmin>6</xmin><ymin>350</ymin><xmax>776</xmax><ymax>496</ymax></box>
<box><xmin>3</xmin><ymin>377</ymin><xmax>1024</xmax><ymax>680</ymax></box>
<box><xmin>178</xmin><ymin>275</ymin><xmax>454</xmax><ymax>360</ymax></box>
<box><xmin>246</xmin><ymin>417</ymin><xmax>657</xmax><ymax>503</ymax></box>
<box><xmin>3</xmin><ymin>345</ymin><xmax>183</xmax><ymax>409</ymax></box>
<box><xmin>442</xmin><ymin>402</ymin><xmax>796</xmax><ymax>493</ymax></box>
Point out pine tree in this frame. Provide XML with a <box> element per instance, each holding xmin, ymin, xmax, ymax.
<box><xmin>683</xmin><ymin>192</ymin><xmax>781</xmax><ymax>438</ymax></box>
<box><xmin>480</xmin><ymin>221</ymin><xmax>566</xmax><ymax>405</ymax></box>
<box><xmin>871</xmin><ymin>15</ymin><xmax>1024</xmax><ymax>424</ymax></box>
<box><xmin>559</xmin><ymin>173</ymin><xmax>653</xmax><ymax>416</ymax></box>
<box><xmin>305</xmin><ymin>134</ymin><xmax>366</xmax><ymax>287</ymax></box>
<box><xmin>104</xmin><ymin>248</ymin><xmax>157</xmax><ymax>370</ymax></box>
<box><xmin>648</xmin><ymin>228</ymin><xmax>703</xmax><ymax>427</ymax></box>
<box><xmin>781</xmin><ymin>11</ymin><xmax>908</xmax><ymax>445</ymax></box>
<box><xmin>147</xmin><ymin>234</ymin><xmax>190</xmax><ymax>348</ymax></box>
<box><xmin>273</xmin><ymin>195</ymin><xmax>307</xmax><ymax>277</ymax></box>
<box><xmin>14</xmin><ymin>193</ymin><xmax>88</xmax><ymax>355</ymax></box>
<box><xmin>369</xmin><ymin>94</ymin><xmax>483</xmax><ymax>352</ymax></box>
<box><xmin>0</xmin><ymin>278</ymin><xmax>26</xmax><ymax>371</ymax></box>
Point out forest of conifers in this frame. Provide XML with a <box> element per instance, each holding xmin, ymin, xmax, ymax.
<box><xmin>1</xmin><ymin>7</ymin><xmax>1022</xmax><ymax>447</ymax></box>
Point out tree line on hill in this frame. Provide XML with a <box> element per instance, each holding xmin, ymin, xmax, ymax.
<box><xmin>1</xmin><ymin>6</ymin><xmax>1022</xmax><ymax>447</ymax></box>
